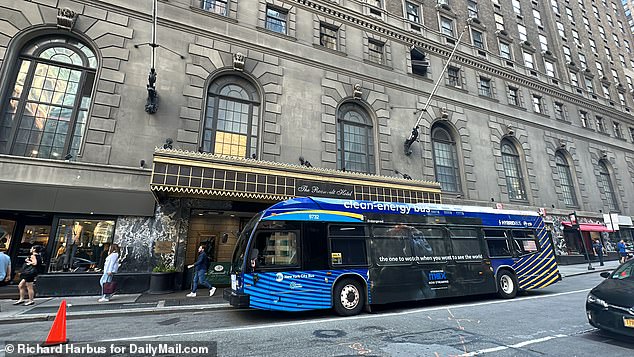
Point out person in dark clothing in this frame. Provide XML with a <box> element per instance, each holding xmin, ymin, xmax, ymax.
<box><xmin>186</xmin><ymin>245</ymin><xmax>215</xmax><ymax>297</ymax></box>
<box><xmin>592</xmin><ymin>238</ymin><xmax>604</xmax><ymax>266</ymax></box>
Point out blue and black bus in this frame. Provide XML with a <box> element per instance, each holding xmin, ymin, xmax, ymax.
<box><xmin>224</xmin><ymin>197</ymin><xmax>561</xmax><ymax>316</ymax></box>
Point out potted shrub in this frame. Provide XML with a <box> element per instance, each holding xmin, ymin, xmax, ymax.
<box><xmin>148</xmin><ymin>260</ymin><xmax>177</xmax><ymax>294</ymax></box>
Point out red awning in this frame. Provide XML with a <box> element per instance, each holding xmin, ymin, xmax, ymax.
<box><xmin>561</xmin><ymin>221</ymin><xmax>614</xmax><ymax>232</ymax></box>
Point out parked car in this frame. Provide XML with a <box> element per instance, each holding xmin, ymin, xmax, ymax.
<box><xmin>586</xmin><ymin>259</ymin><xmax>634</xmax><ymax>337</ymax></box>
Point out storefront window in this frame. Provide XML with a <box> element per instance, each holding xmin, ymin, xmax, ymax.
<box><xmin>49</xmin><ymin>219</ymin><xmax>115</xmax><ymax>273</ymax></box>
<box><xmin>0</xmin><ymin>219</ymin><xmax>15</xmax><ymax>252</ymax></box>
<box><xmin>17</xmin><ymin>225</ymin><xmax>51</xmax><ymax>269</ymax></box>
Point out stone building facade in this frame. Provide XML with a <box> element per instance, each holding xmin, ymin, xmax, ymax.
<box><xmin>1</xmin><ymin>0</ymin><xmax>633</xmax><ymax>294</ymax></box>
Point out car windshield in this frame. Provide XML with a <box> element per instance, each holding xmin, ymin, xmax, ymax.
<box><xmin>610</xmin><ymin>260</ymin><xmax>634</xmax><ymax>280</ymax></box>
<box><xmin>231</xmin><ymin>212</ymin><xmax>261</xmax><ymax>273</ymax></box>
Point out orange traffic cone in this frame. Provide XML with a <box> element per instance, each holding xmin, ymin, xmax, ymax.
<box><xmin>43</xmin><ymin>300</ymin><xmax>68</xmax><ymax>346</ymax></box>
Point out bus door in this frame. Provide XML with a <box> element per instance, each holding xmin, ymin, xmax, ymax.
<box><xmin>483</xmin><ymin>228</ymin><xmax>514</xmax><ymax>276</ymax></box>
<box><xmin>369</xmin><ymin>224</ymin><xmax>420</xmax><ymax>304</ymax></box>
<box><xmin>246</xmin><ymin>223</ymin><xmax>302</xmax><ymax>310</ymax></box>
<box><xmin>448</xmin><ymin>227</ymin><xmax>494</xmax><ymax>295</ymax></box>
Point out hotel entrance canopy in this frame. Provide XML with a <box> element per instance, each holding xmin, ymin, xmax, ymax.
<box><xmin>150</xmin><ymin>149</ymin><xmax>442</xmax><ymax>204</ymax></box>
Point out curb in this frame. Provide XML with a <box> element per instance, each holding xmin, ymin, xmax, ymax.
<box><xmin>560</xmin><ymin>267</ymin><xmax>614</xmax><ymax>278</ymax></box>
<box><xmin>0</xmin><ymin>302</ymin><xmax>232</xmax><ymax>325</ymax></box>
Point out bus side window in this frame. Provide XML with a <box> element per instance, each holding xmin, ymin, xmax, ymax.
<box><xmin>371</xmin><ymin>225</ymin><xmax>414</xmax><ymax>266</ymax></box>
<box><xmin>449</xmin><ymin>228</ymin><xmax>482</xmax><ymax>258</ymax></box>
<box><xmin>483</xmin><ymin>229</ymin><xmax>512</xmax><ymax>257</ymax></box>
<box><xmin>511</xmin><ymin>230</ymin><xmax>540</xmax><ymax>255</ymax></box>
<box><xmin>252</xmin><ymin>230</ymin><xmax>300</xmax><ymax>268</ymax></box>
<box><xmin>329</xmin><ymin>225</ymin><xmax>368</xmax><ymax>267</ymax></box>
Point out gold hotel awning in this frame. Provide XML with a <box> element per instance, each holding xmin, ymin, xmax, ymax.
<box><xmin>151</xmin><ymin>149</ymin><xmax>441</xmax><ymax>204</ymax></box>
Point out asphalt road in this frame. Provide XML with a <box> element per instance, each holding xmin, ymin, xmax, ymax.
<box><xmin>3</xmin><ymin>272</ymin><xmax>633</xmax><ymax>356</ymax></box>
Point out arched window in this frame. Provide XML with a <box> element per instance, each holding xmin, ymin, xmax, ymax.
<box><xmin>598</xmin><ymin>161</ymin><xmax>618</xmax><ymax>211</ymax></box>
<box><xmin>336</xmin><ymin>102</ymin><xmax>375</xmax><ymax>174</ymax></box>
<box><xmin>0</xmin><ymin>37</ymin><xmax>97</xmax><ymax>159</ymax></box>
<box><xmin>202</xmin><ymin>76</ymin><xmax>260</xmax><ymax>158</ymax></box>
<box><xmin>431</xmin><ymin>125</ymin><xmax>461</xmax><ymax>192</ymax></box>
<box><xmin>555</xmin><ymin>151</ymin><xmax>577</xmax><ymax>206</ymax></box>
<box><xmin>501</xmin><ymin>140</ymin><xmax>527</xmax><ymax>200</ymax></box>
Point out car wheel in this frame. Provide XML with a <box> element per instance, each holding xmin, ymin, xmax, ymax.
<box><xmin>333</xmin><ymin>278</ymin><xmax>364</xmax><ymax>316</ymax></box>
<box><xmin>497</xmin><ymin>270</ymin><xmax>518</xmax><ymax>299</ymax></box>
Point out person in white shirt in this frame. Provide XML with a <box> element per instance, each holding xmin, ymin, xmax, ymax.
<box><xmin>98</xmin><ymin>244</ymin><xmax>119</xmax><ymax>302</ymax></box>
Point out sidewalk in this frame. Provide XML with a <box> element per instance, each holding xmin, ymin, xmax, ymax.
<box><xmin>0</xmin><ymin>289</ymin><xmax>230</xmax><ymax>324</ymax></box>
<box><xmin>0</xmin><ymin>260</ymin><xmax>622</xmax><ymax>324</ymax></box>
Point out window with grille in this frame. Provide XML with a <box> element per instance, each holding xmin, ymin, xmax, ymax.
<box><xmin>554</xmin><ymin>102</ymin><xmax>565</xmax><ymax>120</ymax></box>
<box><xmin>432</xmin><ymin>125</ymin><xmax>461</xmax><ymax>192</ymax></box>
<box><xmin>406</xmin><ymin>2</ymin><xmax>420</xmax><ymax>23</ymax></box>
<box><xmin>448</xmin><ymin>67</ymin><xmax>461</xmax><ymax>87</ymax></box>
<box><xmin>200</xmin><ymin>0</ymin><xmax>228</xmax><ymax>15</ymax></box>
<box><xmin>555</xmin><ymin>152</ymin><xmax>577</xmax><ymax>206</ymax></box>
<box><xmin>501</xmin><ymin>140</ymin><xmax>527</xmax><ymax>201</ymax></box>
<box><xmin>0</xmin><ymin>36</ymin><xmax>97</xmax><ymax>160</ymax></box>
<box><xmin>265</xmin><ymin>6</ymin><xmax>288</xmax><ymax>34</ymax></box>
<box><xmin>202</xmin><ymin>76</ymin><xmax>260</xmax><ymax>158</ymax></box>
<box><xmin>508</xmin><ymin>87</ymin><xmax>519</xmax><ymax>106</ymax></box>
<box><xmin>479</xmin><ymin>77</ymin><xmax>492</xmax><ymax>97</ymax></box>
<box><xmin>598</xmin><ymin>161</ymin><xmax>618</xmax><ymax>211</ymax></box>
<box><xmin>532</xmin><ymin>95</ymin><xmax>543</xmax><ymax>113</ymax></box>
<box><xmin>336</xmin><ymin>103</ymin><xmax>375</xmax><ymax>174</ymax></box>
<box><xmin>441</xmin><ymin>17</ymin><xmax>454</xmax><ymax>36</ymax></box>
<box><xmin>368</xmin><ymin>40</ymin><xmax>384</xmax><ymax>64</ymax></box>
<box><xmin>320</xmin><ymin>24</ymin><xmax>338</xmax><ymax>50</ymax></box>
<box><xmin>472</xmin><ymin>30</ymin><xmax>484</xmax><ymax>49</ymax></box>
<box><xmin>499</xmin><ymin>41</ymin><xmax>511</xmax><ymax>60</ymax></box>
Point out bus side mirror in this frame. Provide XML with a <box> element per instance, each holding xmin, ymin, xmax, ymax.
<box><xmin>250</xmin><ymin>249</ymin><xmax>259</xmax><ymax>261</ymax></box>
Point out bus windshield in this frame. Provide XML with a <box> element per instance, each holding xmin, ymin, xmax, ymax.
<box><xmin>231</xmin><ymin>212</ymin><xmax>261</xmax><ymax>273</ymax></box>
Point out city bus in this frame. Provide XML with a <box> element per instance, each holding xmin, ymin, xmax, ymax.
<box><xmin>223</xmin><ymin>197</ymin><xmax>561</xmax><ymax>316</ymax></box>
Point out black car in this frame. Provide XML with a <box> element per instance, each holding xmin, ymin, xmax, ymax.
<box><xmin>586</xmin><ymin>259</ymin><xmax>634</xmax><ymax>337</ymax></box>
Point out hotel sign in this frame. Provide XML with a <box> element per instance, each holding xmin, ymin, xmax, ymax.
<box><xmin>295</xmin><ymin>180</ymin><xmax>353</xmax><ymax>199</ymax></box>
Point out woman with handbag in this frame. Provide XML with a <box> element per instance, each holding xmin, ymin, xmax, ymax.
<box><xmin>98</xmin><ymin>244</ymin><xmax>119</xmax><ymax>302</ymax></box>
<box><xmin>13</xmin><ymin>245</ymin><xmax>44</xmax><ymax>306</ymax></box>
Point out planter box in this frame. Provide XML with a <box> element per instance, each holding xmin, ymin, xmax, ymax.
<box><xmin>148</xmin><ymin>271</ymin><xmax>176</xmax><ymax>294</ymax></box>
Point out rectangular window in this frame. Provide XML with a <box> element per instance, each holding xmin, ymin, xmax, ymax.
<box><xmin>448</xmin><ymin>67</ymin><xmax>461</xmax><ymax>87</ymax></box>
<box><xmin>602</xmin><ymin>85</ymin><xmax>611</xmax><ymax>99</ymax></box>
<box><xmin>557</xmin><ymin>21</ymin><xmax>566</xmax><ymax>38</ymax></box>
<box><xmin>320</xmin><ymin>23</ymin><xmax>338</xmax><ymax>50</ymax></box>
<box><xmin>532</xmin><ymin>95</ymin><xmax>543</xmax><ymax>113</ymax></box>
<box><xmin>554</xmin><ymin>102</ymin><xmax>565</xmax><ymax>120</ymax></box>
<box><xmin>523</xmin><ymin>51</ymin><xmax>534</xmax><ymax>69</ymax></box>
<box><xmin>472</xmin><ymin>29</ymin><xmax>484</xmax><ymax>49</ymax></box>
<box><xmin>511</xmin><ymin>230</ymin><xmax>539</xmax><ymax>255</ymax></box>
<box><xmin>589</xmin><ymin>38</ymin><xmax>597</xmax><ymax>53</ymax></box>
<box><xmin>579</xmin><ymin>53</ymin><xmax>587</xmax><ymax>68</ymax></box>
<box><xmin>512</xmin><ymin>0</ymin><xmax>522</xmax><ymax>15</ymax></box>
<box><xmin>508</xmin><ymin>86</ymin><xmax>519</xmax><ymax>106</ymax></box>
<box><xmin>371</xmin><ymin>226</ymin><xmax>413</xmax><ymax>266</ymax></box>
<box><xmin>566</xmin><ymin>7</ymin><xmax>574</xmax><ymax>23</ymax></box>
<box><xmin>484</xmin><ymin>229</ymin><xmax>511</xmax><ymax>257</ymax></box>
<box><xmin>585</xmin><ymin>77</ymin><xmax>594</xmax><ymax>93</ymax></box>
<box><xmin>468</xmin><ymin>0</ymin><xmax>479</xmax><ymax>18</ymax></box>
<box><xmin>627</xmin><ymin>76</ymin><xmax>634</xmax><ymax>90</ymax></box>
<box><xmin>449</xmin><ymin>228</ymin><xmax>482</xmax><ymax>257</ymax></box>
<box><xmin>368</xmin><ymin>39</ymin><xmax>384</xmax><ymax>64</ymax></box>
<box><xmin>539</xmin><ymin>34</ymin><xmax>548</xmax><ymax>51</ymax></box>
<box><xmin>329</xmin><ymin>225</ymin><xmax>367</xmax><ymax>266</ymax></box>
<box><xmin>479</xmin><ymin>77</ymin><xmax>492</xmax><ymax>97</ymax></box>
<box><xmin>572</xmin><ymin>30</ymin><xmax>580</xmax><ymax>46</ymax></box>
<box><xmin>252</xmin><ymin>230</ymin><xmax>299</xmax><ymax>267</ymax></box>
<box><xmin>517</xmin><ymin>24</ymin><xmax>527</xmax><ymax>42</ymax></box>
<box><xmin>563</xmin><ymin>46</ymin><xmax>571</xmax><ymax>63</ymax></box>
<box><xmin>551</xmin><ymin>0</ymin><xmax>560</xmax><ymax>14</ymax></box>
<box><xmin>619</xmin><ymin>92</ymin><xmax>626</xmax><ymax>106</ymax></box>
<box><xmin>570</xmin><ymin>71</ymin><xmax>579</xmax><ymax>87</ymax></box>
<box><xmin>533</xmin><ymin>9</ymin><xmax>543</xmax><ymax>27</ymax></box>
<box><xmin>545</xmin><ymin>61</ymin><xmax>556</xmax><ymax>77</ymax></box>
<box><xmin>499</xmin><ymin>41</ymin><xmax>511</xmax><ymax>60</ymax></box>
<box><xmin>49</xmin><ymin>219</ymin><xmax>116</xmax><ymax>273</ymax></box>
<box><xmin>405</xmin><ymin>2</ymin><xmax>420</xmax><ymax>23</ymax></box>
<box><xmin>613</xmin><ymin>122</ymin><xmax>622</xmax><ymax>138</ymax></box>
<box><xmin>596</xmin><ymin>116</ymin><xmax>605</xmax><ymax>133</ymax></box>
<box><xmin>200</xmin><ymin>0</ymin><xmax>228</xmax><ymax>16</ymax></box>
<box><xmin>265</xmin><ymin>6</ymin><xmax>288</xmax><ymax>34</ymax></box>
<box><xmin>0</xmin><ymin>219</ymin><xmax>15</xmax><ymax>253</ymax></box>
<box><xmin>630</xmin><ymin>127</ymin><xmax>634</xmax><ymax>142</ymax></box>
<box><xmin>441</xmin><ymin>17</ymin><xmax>454</xmax><ymax>36</ymax></box>
<box><xmin>411</xmin><ymin>227</ymin><xmax>449</xmax><ymax>259</ymax></box>
<box><xmin>596</xmin><ymin>62</ymin><xmax>604</xmax><ymax>77</ymax></box>
<box><xmin>580</xmin><ymin>111</ymin><xmax>589</xmax><ymax>128</ymax></box>
<box><xmin>495</xmin><ymin>13</ymin><xmax>505</xmax><ymax>31</ymax></box>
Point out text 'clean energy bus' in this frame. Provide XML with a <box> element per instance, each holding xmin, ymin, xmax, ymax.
<box><xmin>223</xmin><ymin>197</ymin><xmax>561</xmax><ymax>316</ymax></box>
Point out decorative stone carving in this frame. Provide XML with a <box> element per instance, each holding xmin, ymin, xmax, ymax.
<box><xmin>57</xmin><ymin>8</ymin><xmax>77</xmax><ymax>31</ymax></box>
<box><xmin>506</xmin><ymin>124</ymin><xmax>515</xmax><ymax>136</ymax></box>
<box><xmin>353</xmin><ymin>83</ymin><xmax>362</xmax><ymax>99</ymax></box>
<box><xmin>233</xmin><ymin>52</ymin><xmax>245</xmax><ymax>71</ymax></box>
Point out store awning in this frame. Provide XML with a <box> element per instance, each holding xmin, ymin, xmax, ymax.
<box><xmin>561</xmin><ymin>221</ymin><xmax>614</xmax><ymax>232</ymax></box>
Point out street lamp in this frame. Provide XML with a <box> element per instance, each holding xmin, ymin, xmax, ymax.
<box><xmin>569</xmin><ymin>211</ymin><xmax>594</xmax><ymax>271</ymax></box>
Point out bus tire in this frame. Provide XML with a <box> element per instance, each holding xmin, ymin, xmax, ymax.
<box><xmin>333</xmin><ymin>278</ymin><xmax>364</xmax><ymax>316</ymax></box>
<box><xmin>497</xmin><ymin>270</ymin><xmax>518</xmax><ymax>299</ymax></box>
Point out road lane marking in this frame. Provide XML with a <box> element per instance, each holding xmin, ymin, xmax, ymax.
<box><xmin>98</xmin><ymin>288</ymin><xmax>591</xmax><ymax>341</ymax></box>
<box><xmin>457</xmin><ymin>334</ymin><xmax>568</xmax><ymax>356</ymax></box>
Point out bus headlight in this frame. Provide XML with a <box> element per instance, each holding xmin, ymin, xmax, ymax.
<box><xmin>587</xmin><ymin>293</ymin><xmax>608</xmax><ymax>308</ymax></box>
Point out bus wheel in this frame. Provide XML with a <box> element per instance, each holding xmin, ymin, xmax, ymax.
<box><xmin>497</xmin><ymin>270</ymin><xmax>518</xmax><ymax>299</ymax></box>
<box><xmin>333</xmin><ymin>278</ymin><xmax>364</xmax><ymax>316</ymax></box>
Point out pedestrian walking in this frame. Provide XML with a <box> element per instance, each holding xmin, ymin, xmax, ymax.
<box><xmin>617</xmin><ymin>239</ymin><xmax>628</xmax><ymax>264</ymax></box>
<box><xmin>98</xmin><ymin>244</ymin><xmax>119</xmax><ymax>302</ymax></box>
<box><xmin>14</xmin><ymin>245</ymin><xmax>44</xmax><ymax>306</ymax></box>
<box><xmin>0</xmin><ymin>246</ymin><xmax>11</xmax><ymax>287</ymax></box>
<box><xmin>592</xmin><ymin>238</ymin><xmax>604</xmax><ymax>266</ymax></box>
<box><xmin>186</xmin><ymin>244</ymin><xmax>215</xmax><ymax>297</ymax></box>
